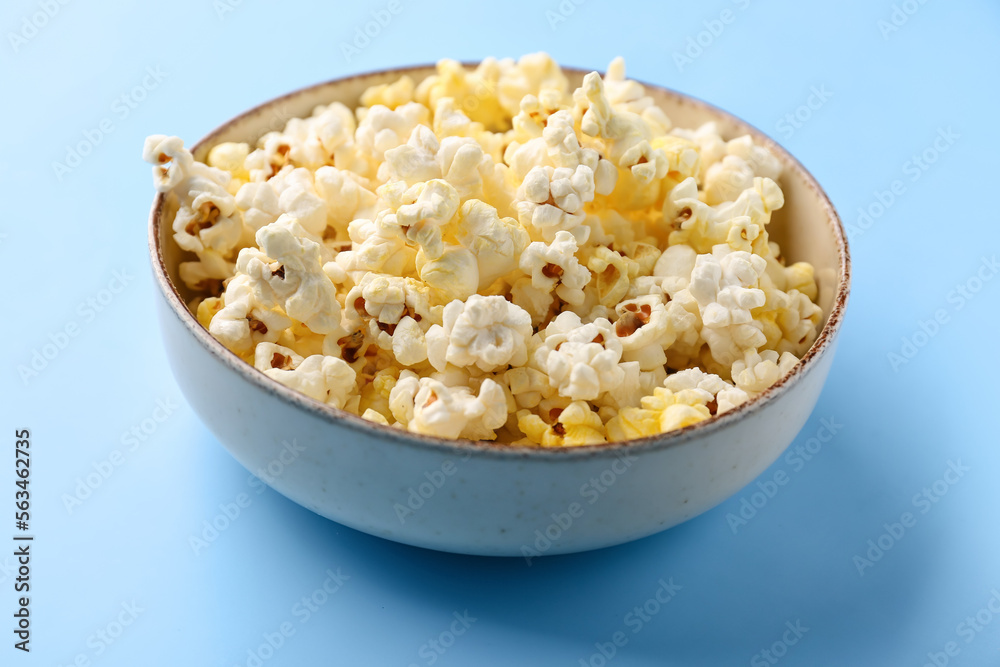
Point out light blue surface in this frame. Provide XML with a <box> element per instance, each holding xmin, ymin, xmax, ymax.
<box><xmin>3</xmin><ymin>0</ymin><xmax>999</xmax><ymax>665</ymax></box>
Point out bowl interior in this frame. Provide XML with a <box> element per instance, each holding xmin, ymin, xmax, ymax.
<box><xmin>152</xmin><ymin>64</ymin><xmax>850</xmax><ymax>451</ymax></box>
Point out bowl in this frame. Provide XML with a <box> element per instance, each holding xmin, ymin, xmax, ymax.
<box><xmin>148</xmin><ymin>64</ymin><xmax>850</xmax><ymax>557</ymax></box>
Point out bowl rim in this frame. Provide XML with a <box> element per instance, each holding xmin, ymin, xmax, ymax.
<box><xmin>148</xmin><ymin>61</ymin><xmax>851</xmax><ymax>461</ymax></box>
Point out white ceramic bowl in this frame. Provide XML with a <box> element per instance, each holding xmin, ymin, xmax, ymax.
<box><xmin>149</xmin><ymin>64</ymin><xmax>850</xmax><ymax>557</ymax></box>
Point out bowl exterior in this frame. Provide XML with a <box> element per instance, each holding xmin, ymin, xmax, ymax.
<box><xmin>157</xmin><ymin>287</ymin><xmax>837</xmax><ymax>556</ymax></box>
<box><xmin>150</xmin><ymin>64</ymin><xmax>850</xmax><ymax>557</ymax></box>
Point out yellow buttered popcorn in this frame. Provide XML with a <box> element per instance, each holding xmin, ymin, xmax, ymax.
<box><xmin>145</xmin><ymin>53</ymin><xmax>824</xmax><ymax>445</ymax></box>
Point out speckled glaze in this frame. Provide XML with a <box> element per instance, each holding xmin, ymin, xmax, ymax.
<box><xmin>149</xmin><ymin>65</ymin><xmax>851</xmax><ymax>556</ymax></box>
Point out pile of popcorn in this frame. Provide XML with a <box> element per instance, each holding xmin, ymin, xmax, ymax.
<box><xmin>144</xmin><ymin>53</ymin><xmax>822</xmax><ymax>446</ymax></box>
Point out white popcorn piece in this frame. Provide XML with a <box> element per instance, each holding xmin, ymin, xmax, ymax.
<box><xmin>344</xmin><ymin>272</ymin><xmax>434</xmax><ymax>327</ymax></box>
<box><xmin>575</xmin><ymin>72</ymin><xmax>668</xmax><ymax>184</ymax></box>
<box><xmin>207</xmin><ymin>142</ymin><xmax>250</xmax><ymax>181</ymax></box>
<box><xmin>519</xmin><ymin>230</ymin><xmax>590</xmax><ymax>305</ymax></box>
<box><xmin>416</xmin><ymin>58</ymin><xmax>508</xmax><ymax>131</ymax></box>
<box><xmin>496</xmin><ymin>52</ymin><xmax>570</xmax><ymax>117</ymax></box>
<box><xmin>394</xmin><ymin>179</ymin><xmax>460</xmax><ymax>259</ymax></box>
<box><xmin>506</xmin><ymin>110</ymin><xmax>616</xmax><ymax>190</ymax></box>
<box><xmin>391</xmin><ymin>316</ymin><xmax>428</xmax><ymax>366</ymax></box>
<box><xmin>267</xmin><ymin>167</ymin><xmax>329</xmax><ymax>236</ymax></box>
<box><xmin>209</xmin><ymin>275</ymin><xmax>291</xmax><ymax>355</ymax></box>
<box><xmin>601</xmin><ymin>57</ymin><xmax>672</xmax><ymax>136</ymax></box>
<box><xmin>611</xmin><ymin>295</ymin><xmax>674</xmax><ymax>370</ymax></box>
<box><xmin>143</xmin><ymin>134</ymin><xmax>194</xmax><ymax>192</ymax></box>
<box><xmin>361</xmin><ymin>75</ymin><xmax>416</xmax><ymax>109</ymax></box>
<box><xmin>235</xmin><ymin>181</ymin><xmax>282</xmax><ymax>231</ymax></box>
<box><xmin>686</xmin><ymin>245</ymin><xmax>770</xmax><ymax>367</ymax></box>
<box><xmin>532</xmin><ymin>311</ymin><xmax>624</xmax><ymax>401</ymax></box>
<box><xmin>389</xmin><ymin>371</ymin><xmax>508</xmax><ymax>440</ymax></box>
<box><xmin>381</xmin><ymin>124</ymin><xmax>442</xmax><ymax>186</ymax></box>
<box><xmin>416</xmin><ymin>246</ymin><xmax>480</xmax><ymax>304</ymax></box>
<box><xmin>454</xmin><ymin>199</ymin><xmax>530</xmax><ymax>289</ymax></box>
<box><xmin>425</xmin><ymin>295</ymin><xmax>532</xmax><ymax>372</ymax></box>
<box><xmin>585</xmin><ymin>245</ymin><xmax>634</xmax><ymax>307</ymax></box>
<box><xmin>178</xmin><ymin>248</ymin><xmax>234</xmax><ymax>293</ymax></box>
<box><xmin>262</xmin><ymin>352</ymin><xmax>357</xmax><ymax>409</ymax></box>
<box><xmin>731</xmin><ymin>349</ymin><xmax>799</xmax><ymax>396</ymax></box>
<box><xmin>237</xmin><ymin>215</ymin><xmax>341</xmax><ymax>334</ymax></box>
<box><xmin>509</xmin><ymin>277</ymin><xmax>554</xmax><ymax>326</ymax></box>
<box><xmin>665</xmin><ymin>176</ymin><xmax>783</xmax><ymax>254</ymax></box>
<box><xmin>355</xmin><ymin>102</ymin><xmax>430</xmax><ymax>166</ymax></box>
<box><xmin>144</xmin><ymin>136</ymin><xmax>245</xmax><ymax>258</ymax></box>
<box><xmin>314</xmin><ymin>166</ymin><xmax>377</xmax><ymax>234</ymax></box>
<box><xmin>337</xmin><ymin>214</ymin><xmax>417</xmax><ymax>282</ymax></box>
<box><xmin>662</xmin><ymin>367</ymin><xmax>750</xmax><ymax>414</ymax></box>
<box><xmin>515</xmin><ymin>164</ymin><xmax>597</xmax><ymax>244</ymax></box>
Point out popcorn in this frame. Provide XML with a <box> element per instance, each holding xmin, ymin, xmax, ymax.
<box><xmin>209</xmin><ymin>275</ymin><xmax>292</xmax><ymax>356</ymax></box>
<box><xmin>143</xmin><ymin>134</ymin><xmax>194</xmax><ymax>192</ymax></box>
<box><xmin>389</xmin><ymin>371</ymin><xmax>508</xmax><ymax>439</ymax></box>
<box><xmin>515</xmin><ymin>164</ymin><xmax>595</xmax><ymax>244</ymax></box>
<box><xmin>314</xmin><ymin>166</ymin><xmax>377</xmax><ymax>235</ymax></box>
<box><xmin>355</xmin><ymin>102</ymin><xmax>430</xmax><ymax>166</ymax></box>
<box><xmin>662</xmin><ymin>367</ymin><xmax>749</xmax><ymax>414</ymax></box>
<box><xmin>519</xmin><ymin>231</ymin><xmax>590</xmax><ymax>305</ymax></box>
<box><xmin>455</xmin><ymin>199</ymin><xmax>530</xmax><ymax>288</ymax></box>
<box><xmin>394</xmin><ymin>179</ymin><xmax>460</xmax><ymax>258</ymax></box>
<box><xmin>148</xmin><ymin>54</ymin><xmax>823</xmax><ymax>446</ymax></box>
<box><xmin>258</xmin><ymin>349</ymin><xmax>357</xmax><ymax>409</ymax></box>
<box><xmin>425</xmin><ymin>295</ymin><xmax>532</xmax><ymax>372</ymax></box>
<box><xmin>361</xmin><ymin>75</ymin><xmax>415</xmax><ymax>109</ymax></box>
<box><xmin>532</xmin><ymin>311</ymin><xmax>625</xmax><ymax>401</ymax></box>
<box><xmin>606</xmin><ymin>387</ymin><xmax>710</xmax><ymax>441</ymax></box>
<box><xmin>731</xmin><ymin>349</ymin><xmax>799</xmax><ymax>396</ymax></box>
<box><xmin>664</xmin><ymin>176</ymin><xmax>783</xmax><ymax>254</ymax></box>
<box><xmin>237</xmin><ymin>215</ymin><xmax>341</xmax><ymax>334</ymax></box>
<box><xmin>143</xmin><ymin>136</ymin><xmax>245</xmax><ymax>258</ymax></box>
<box><xmin>416</xmin><ymin>58</ymin><xmax>508</xmax><ymax>132</ymax></box>
<box><xmin>517</xmin><ymin>401</ymin><xmax>606</xmax><ymax>447</ymax></box>
<box><xmin>416</xmin><ymin>246</ymin><xmax>479</xmax><ymax>303</ymax></box>
<box><xmin>336</xmin><ymin>214</ymin><xmax>416</xmax><ymax>282</ymax></box>
<box><xmin>686</xmin><ymin>246</ymin><xmax>769</xmax><ymax>367</ymax></box>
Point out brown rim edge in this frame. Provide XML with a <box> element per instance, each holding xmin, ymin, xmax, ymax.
<box><xmin>148</xmin><ymin>62</ymin><xmax>852</xmax><ymax>461</ymax></box>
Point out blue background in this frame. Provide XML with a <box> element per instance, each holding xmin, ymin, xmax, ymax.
<box><xmin>3</xmin><ymin>0</ymin><xmax>999</xmax><ymax>665</ymax></box>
